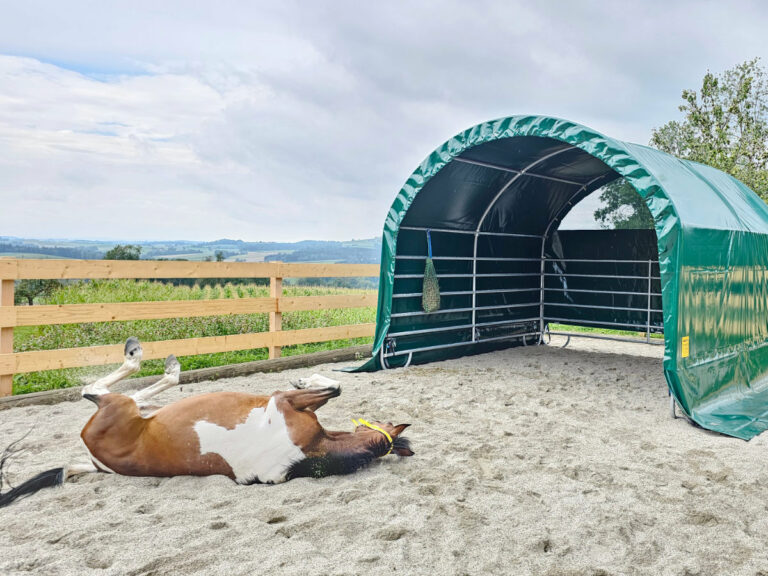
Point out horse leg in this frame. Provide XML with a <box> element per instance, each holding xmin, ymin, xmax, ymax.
<box><xmin>82</xmin><ymin>337</ymin><xmax>143</xmax><ymax>399</ymax></box>
<box><xmin>290</xmin><ymin>373</ymin><xmax>340</xmax><ymax>390</ymax></box>
<box><xmin>275</xmin><ymin>381</ymin><xmax>341</xmax><ymax>412</ymax></box>
<box><xmin>64</xmin><ymin>462</ymin><xmax>99</xmax><ymax>479</ymax></box>
<box><xmin>130</xmin><ymin>355</ymin><xmax>181</xmax><ymax>407</ymax></box>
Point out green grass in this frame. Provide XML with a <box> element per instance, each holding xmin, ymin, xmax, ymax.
<box><xmin>549</xmin><ymin>323</ymin><xmax>663</xmax><ymax>339</ymax></box>
<box><xmin>12</xmin><ymin>279</ymin><xmax>375</xmax><ymax>395</ymax></box>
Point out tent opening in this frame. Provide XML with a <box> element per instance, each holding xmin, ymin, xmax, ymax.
<box><xmin>380</xmin><ymin>136</ymin><xmax>663</xmax><ymax>368</ymax></box>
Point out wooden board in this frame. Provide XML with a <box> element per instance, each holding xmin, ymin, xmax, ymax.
<box><xmin>0</xmin><ymin>259</ymin><xmax>380</xmax><ymax>280</ymax></box>
<box><xmin>0</xmin><ymin>298</ymin><xmax>278</xmax><ymax>327</ymax></box>
<box><xmin>0</xmin><ymin>280</ymin><xmax>13</xmax><ymax>395</ymax></box>
<box><xmin>0</xmin><ymin>294</ymin><xmax>377</xmax><ymax>327</ymax></box>
<box><xmin>0</xmin><ymin>323</ymin><xmax>376</xmax><ymax>375</ymax></box>
<box><xmin>0</xmin><ymin>259</ymin><xmax>279</xmax><ymax>280</ymax></box>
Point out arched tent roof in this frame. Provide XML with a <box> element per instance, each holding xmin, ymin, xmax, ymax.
<box><xmin>360</xmin><ymin>115</ymin><xmax>768</xmax><ymax>440</ymax></box>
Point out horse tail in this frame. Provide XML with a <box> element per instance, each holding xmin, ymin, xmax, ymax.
<box><xmin>0</xmin><ymin>467</ymin><xmax>65</xmax><ymax>507</ymax></box>
<box><xmin>0</xmin><ymin>429</ymin><xmax>65</xmax><ymax>508</ymax></box>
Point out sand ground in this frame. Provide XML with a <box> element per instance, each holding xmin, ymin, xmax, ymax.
<box><xmin>2</xmin><ymin>337</ymin><xmax>768</xmax><ymax>576</ymax></box>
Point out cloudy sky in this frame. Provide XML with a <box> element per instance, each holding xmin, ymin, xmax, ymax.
<box><xmin>1</xmin><ymin>1</ymin><xmax>767</xmax><ymax>242</ymax></box>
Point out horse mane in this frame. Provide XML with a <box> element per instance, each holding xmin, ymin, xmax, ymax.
<box><xmin>285</xmin><ymin>434</ymin><xmax>412</xmax><ymax>481</ymax></box>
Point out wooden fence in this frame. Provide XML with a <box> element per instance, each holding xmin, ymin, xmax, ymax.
<box><xmin>0</xmin><ymin>259</ymin><xmax>380</xmax><ymax>396</ymax></box>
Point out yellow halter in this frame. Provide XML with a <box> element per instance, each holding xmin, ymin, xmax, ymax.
<box><xmin>351</xmin><ymin>418</ymin><xmax>394</xmax><ymax>456</ymax></box>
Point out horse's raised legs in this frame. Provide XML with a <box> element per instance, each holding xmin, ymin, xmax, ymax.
<box><xmin>130</xmin><ymin>355</ymin><xmax>181</xmax><ymax>410</ymax></box>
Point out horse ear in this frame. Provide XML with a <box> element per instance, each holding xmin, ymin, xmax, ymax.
<box><xmin>391</xmin><ymin>424</ymin><xmax>410</xmax><ymax>437</ymax></box>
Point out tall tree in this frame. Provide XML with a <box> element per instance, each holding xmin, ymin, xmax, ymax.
<box><xmin>104</xmin><ymin>244</ymin><xmax>142</xmax><ymax>260</ymax></box>
<box><xmin>595</xmin><ymin>58</ymin><xmax>768</xmax><ymax>229</ymax></box>
<box><xmin>651</xmin><ymin>58</ymin><xmax>768</xmax><ymax>199</ymax></box>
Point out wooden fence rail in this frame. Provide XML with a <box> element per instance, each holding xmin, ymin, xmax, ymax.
<box><xmin>0</xmin><ymin>259</ymin><xmax>380</xmax><ymax>396</ymax></box>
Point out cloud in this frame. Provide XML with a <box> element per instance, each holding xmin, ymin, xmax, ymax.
<box><xmin>0</xmin><ymin>1</ymin><xmax>767</xmax><ymax>240</ymax></box>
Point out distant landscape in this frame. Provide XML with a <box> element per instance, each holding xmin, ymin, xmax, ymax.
<box><xmin>3</xmin><ymin>236</ymin><xmax>382</xmax><ymax>394</ymax></box>
<box><xmin>0</xmin><ymin>236</ymin><xmax>382</xmax><ymax>264</ymax></box>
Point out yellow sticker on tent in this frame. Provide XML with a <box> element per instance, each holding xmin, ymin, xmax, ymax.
<box><xmin>681</xmin><ymin>336</ymin><xmax>690</xmax><ymax>358</ymax></box>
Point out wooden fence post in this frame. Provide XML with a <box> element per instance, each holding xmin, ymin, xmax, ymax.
<box><xmin>269</xmin><ymin>274</ymin><xmax>283</xmax><ymax>359</ymax></box>
<box><xmin>0</xmin><ymin>279</ymin><xmax>14</xmax><ymax>396</ymax></box>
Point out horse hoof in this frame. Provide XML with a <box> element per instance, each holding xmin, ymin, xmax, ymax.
<box><xmin>164</xmin><ymin>355</ymin><xmax>181</xmax><ymax>376</ymax></box>
<box><xmin>125</xmin><ymin>337</ymin><xmax>143</xmax><ymax>359</ymax></box>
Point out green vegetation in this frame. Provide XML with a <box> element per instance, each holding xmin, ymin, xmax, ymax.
<box><xmin>104</xmin><ymin>244</ymin><xmax>142</xmax><ymax>260</ymax></box>
<box><xmin>12</xmin><ymin>279</ymin><xmax>375</xmax><ymax>395</ymax></box>
<box><xmin>651</xmin><ymin>58</ymin><xmax>768</xmax><ymax>200</ymax></box>
<box><xmin>597</xmin><ymin>58</ymin><xmax>768</xmax><ymax>228</ymax></box>
<box><xmin>549</xmin><ymin>323</ymin><xmax>663</xmax><ymax>340</ymax></box>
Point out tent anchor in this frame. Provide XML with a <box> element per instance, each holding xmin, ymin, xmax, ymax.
<box><xmin>380</xmin><ymin>341</ymin><xmax>412</xmax><ymax>370</ymax></box>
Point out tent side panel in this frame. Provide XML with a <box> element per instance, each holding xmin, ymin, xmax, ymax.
<box><xmin>674</xmin><ymin>227</ymin><xmax>768</xmax><ymax>439</ymax></box>
<box><xmin>543</xmin><ymin>229</ymin><xmax>662</xmax><ymax>332</ymax></box>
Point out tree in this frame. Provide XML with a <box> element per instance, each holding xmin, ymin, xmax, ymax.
<box><xmin>215</xmin><ymin>251</ymin><xmax>225</xmax><ymax>262</ymax></box>
<box><xmin>595</xmin><ymin>58</ymin><xmax>768</xmax><ymax>228</ymax></box>
<box><xmin>15</xmin><ymin>279</ymin><xmax>61</xmax><ymax>306</ymax></box>
<box><xmin>104</xmin><ymin>244</ymin><xmax>142</xmax><ymax>260</ymax></box>
<box><xmin>651</xmin><ymin>58</ymin><xmax>768</xmax><ymax>199</ymax></box>
<box><xmin>593</xmin><ymin>178</ymin><xmax>654</xmax><ymax>229</ymax></box>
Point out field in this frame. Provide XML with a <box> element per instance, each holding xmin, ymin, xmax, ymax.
<box><xmin>2</xmin><ymin>339</ymin><xmax>766</xmax><ymax>575</ymax></box>
<box><xmin>12</xmin><ymin>279</ymin><xmax>376</xmax><ymax>395</ymax></box>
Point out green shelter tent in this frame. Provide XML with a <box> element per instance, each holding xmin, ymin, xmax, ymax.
<box><xmin>357</xmin><ymin>115</ymin><xmax>768</xmax><ymax>440</ymax></box>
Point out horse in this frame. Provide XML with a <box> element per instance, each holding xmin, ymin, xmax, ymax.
<box><xmin>0</xmin><ymin>337</ymin><xmax>413</xmax><ymax>507</ymax></box>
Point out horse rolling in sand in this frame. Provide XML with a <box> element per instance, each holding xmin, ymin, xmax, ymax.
<box><xmin>0</xmin><ymin>337</ymin><xmax>413</xmax><ymax>507</ymax></box>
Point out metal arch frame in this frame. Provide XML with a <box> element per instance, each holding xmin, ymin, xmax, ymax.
<box><xmin>471</xmin><ymin>146</ymin><xmax>578</xmax><ymax>344</ymax></box>
<box><xmin>380</xmin><ymin>148</ymin><xmax>665</xmax><ymax>368</ymax></box>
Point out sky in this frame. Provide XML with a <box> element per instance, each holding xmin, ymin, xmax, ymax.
<box><xmin>1</xmin><ymin>1</ymin><xmax>767</xmax><ymax>242</ymax></box>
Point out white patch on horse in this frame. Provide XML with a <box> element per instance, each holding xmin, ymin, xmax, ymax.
<box><xmin>82</xmin><ymin>442</ymin><xmax>117</xmax><ymax>474</ymax></box>
<box><xmin>193</xmin><ymin>397</ymin><xmax>305</xmax><ymax>484</ymax></box>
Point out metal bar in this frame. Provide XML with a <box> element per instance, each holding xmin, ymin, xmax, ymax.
<box><xmin>545</xmin><ymin>317</ymin><xmax>663</xmax><ymax>331</ymax></box>
<box><xmin>539</xmin><ymin>242</ymin><xmax>546</xmax><ymax>343</ymax></box>
<box><xmin>394</xmin><ymin>274</ymin><xmax>474</xmax><ymax>279</ymax></box>
<box><xmin>393</xmin><ymin>287</ymin><xmax>542</xmax><ymax>298</ymax></box>
<box><xmin>545</xmin><ymin>302</ymin><xmax>663</xmax><ymax>314</ymax></box>
<box><xmin>476</xmin><ymin>302</ymin><xmax>539</xmax><ymax>311</ymax></box>
<box><xmin>646</xmin><ymin>259</ymin><xmax>652</xmax><ymax>344</ymax></box>
<box><xmin>477</xmin><ymin>287</ymin><xmax>542</xmax><ymax>295</ymax></box>
<box><xmin>399</xmin><ymin>226</ymin><xmax>542</xmax><ymax>239</ymax></box>
<box><xmin>393</xmin><ymin>290</ymin><xmax>473</xmax><ymax>298</ymax></box>
<box><xmin>453</xmin><ymin>156</ymin><xmax>586</xmax><ymax>187</ymax></box>
<box><xmin>391</xmin><ymin>307</ymin><xmax>475</xmax><ymax>319</ymax></box>
<box><xmin>548</xmin><ymin>257</ymin><xmax>662</xmax><ymax>265</ymax></box>
<box><xmin>472</xmin><ymin>233</ymin><xmax>478</xmax><ymax>342</ymax></box>
<box><xmin>392</xmin><ymin>301</ymin><xmax>539</xmax><ymax>319</ymax></box>
<box><xmin>395</xmin><ymin>255</ymin><xmax>474</xmax><ymax>261</ymax></box>
<box><xmin>543</xmin><ymin>273</ymin><xmax>661</xmax><ymax>280</ymax></box>
<box><xmin>388</xmin><ymin>324</ymin><xmax>474</xmax><ymax>338</ymax></box>
<box><xmin>395</xmin><ymin>273</ymin><xmax>541</xmax><ymax>279</ymax></box>
<box><xmin>385</xmin><ymin>331</ymin><xmax>542</xmax><ymax>358</ymax></box>
<box><xmin>548</xmin><ymin>331</ymin><xmax>665</xmax><ymax>346</ymax></box>
<box><xmin>396</xmin><ymin>255</ymin><xmax>542</xmax><ymax>262</ymax></box>
<box><xmin>476</xmin><ymin>317</ymin><xmax>540</xmax><ymax>328</ymax></box>
<box><xmin>544</xmin><ymin>287</ymin><xmax>662</xmax><ymax>297</ymax></box>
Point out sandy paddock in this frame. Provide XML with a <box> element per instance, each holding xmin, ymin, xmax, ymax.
<box><xmin>2</xmin><ymin>338</ymin><xmax>768</xmax><ymax>576</ymax></box>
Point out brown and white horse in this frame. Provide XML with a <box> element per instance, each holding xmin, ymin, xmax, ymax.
<box><xmin>0</xmin><ymin>338</ymin><xmax>412</xmax><ymax>507</ymax></box>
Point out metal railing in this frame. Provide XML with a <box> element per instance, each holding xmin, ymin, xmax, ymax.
<box><xmin>383</xmin><ymin>228</ymin><xmax>663</xmax><ymax>363</ymax></box>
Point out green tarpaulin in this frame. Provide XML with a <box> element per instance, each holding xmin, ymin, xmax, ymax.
<box><xmin>356</xmin><ymin>115</ymin><xmax>768</xmax><ymax>440</ymax></box>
